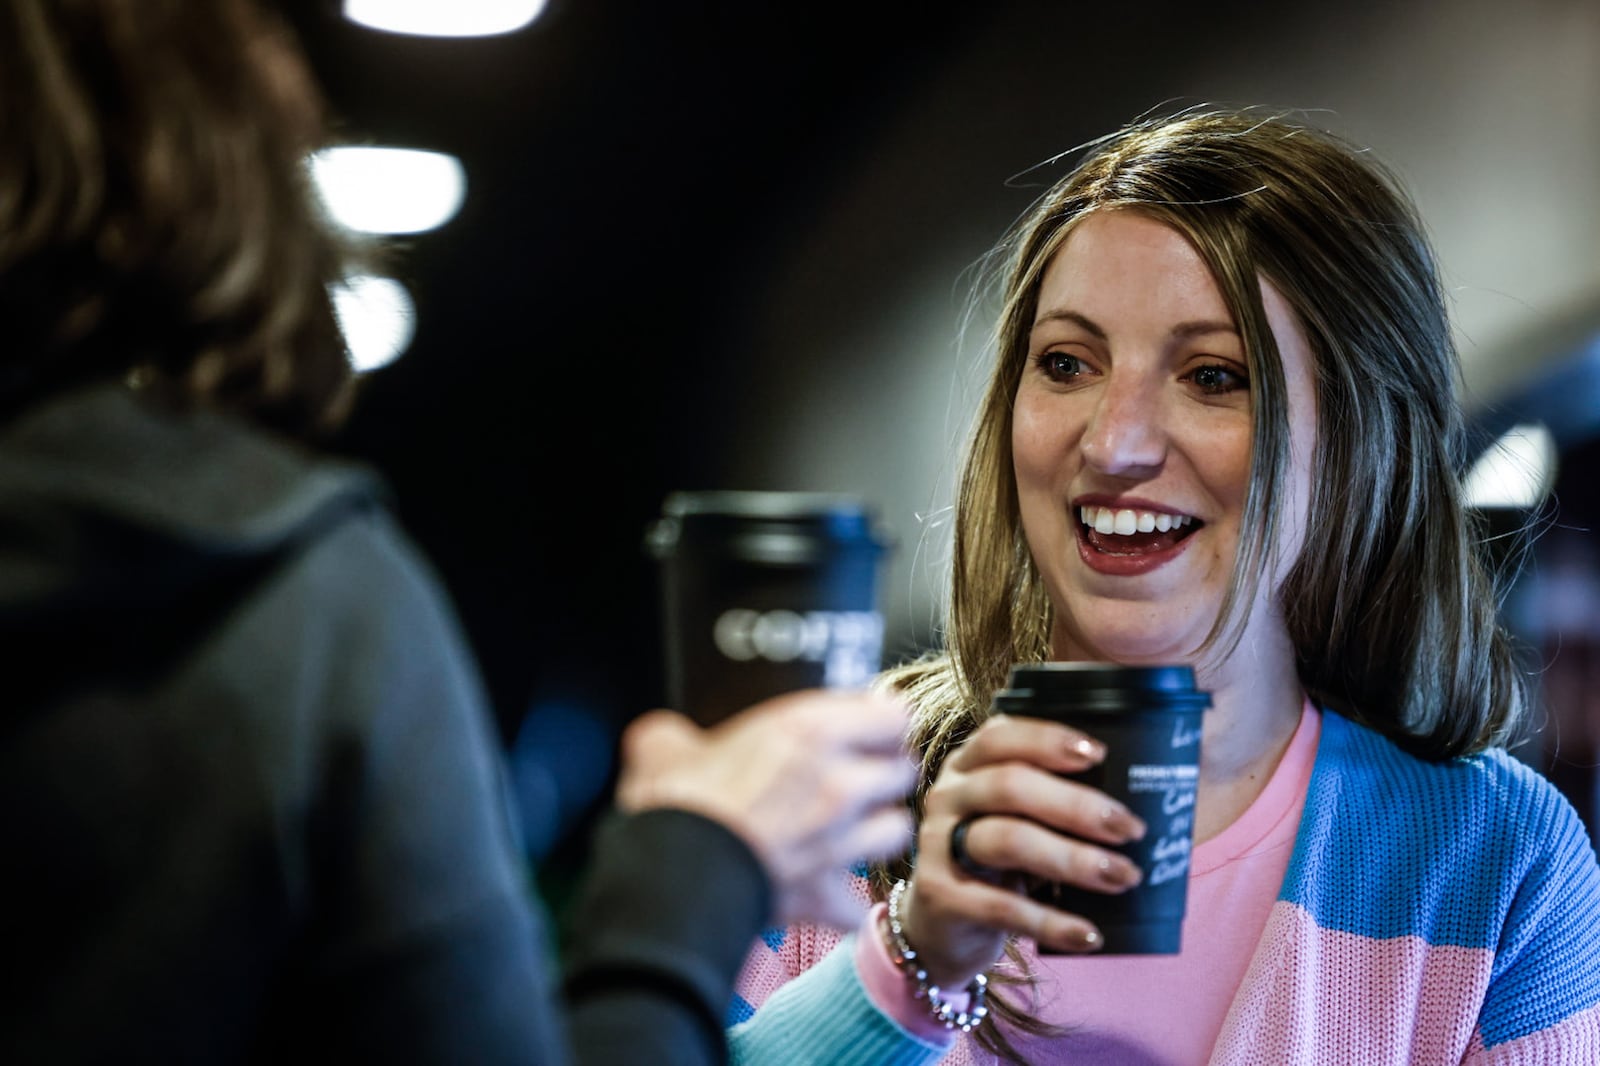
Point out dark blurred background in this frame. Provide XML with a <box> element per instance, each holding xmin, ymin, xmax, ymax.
<box><xmin>277</xmin><ymin>0</ymin><xmax>1600</xmax><ymax>875</ymax></box>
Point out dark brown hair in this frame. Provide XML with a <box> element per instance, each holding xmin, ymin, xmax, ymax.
<box><xmin>0</xmin><ymin>0</ymin><xmax>367</xmax><ymax>435</ymax></box>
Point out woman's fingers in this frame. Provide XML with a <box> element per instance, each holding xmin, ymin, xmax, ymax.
<box><xmin>945</xmin><ymin>713</ymin><xmax>1106</xmax><ymax>775</ymax></box>
<box><xmin>941</xmin><ymin>813</ymin><xmax>1142</xmax><ymax>893</ymax></box>
<box><xmin>908</xmin><ymin>774</ymin><xmax>1139</xmax><ymax>981</ymax></box>
<box><xmin>937</xmin><ymin>762</ymin><xmax>1146</xmax><ymax>846</ymax></box>
<box><xmin>890</xmin><ymin>710</ymin><xmax>1157</xmax><ymax>986</ymax></box>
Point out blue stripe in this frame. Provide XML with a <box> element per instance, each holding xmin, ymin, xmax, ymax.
<box><xmin>1285</xmin><ymin>713</ymin><xmax>1600</xmax><ymax>1044</ymax></box>
<box><xmin>1477</xmin><ymin>800</ymin><xmax>1600</xmax><ymax>1045</ymax></box>
<box><xmin>1283</xmin><ymin>714</ymin><xmax>1529</xmax><ymax>946</ymax></box>
<box><xmin>725</xmin><ymin>993</ymin><xmax>755</xmax><ymax>1027</ymax></box>
<box><xmin>761</xmin><ymin>926</ymin><xmax>787</xmax><ymax>952</ymax></box>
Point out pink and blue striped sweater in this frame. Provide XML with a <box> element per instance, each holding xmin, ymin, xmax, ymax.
<box><xmin>728</xmin><ymin>710</ymin><xmax>1600</xmax><ymax>1064</ymax></box>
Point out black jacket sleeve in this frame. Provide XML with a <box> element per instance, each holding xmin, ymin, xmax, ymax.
<box><xmin>561</xmin><ymin>809</ymin><xmax>772</xmax><ymax>1066</ymax></box>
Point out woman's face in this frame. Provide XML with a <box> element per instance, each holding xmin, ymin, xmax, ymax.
<box><xmin>1012</xmin><ymin>210</ymin><xmax>1317</xmax><ymax>666</ymax></box>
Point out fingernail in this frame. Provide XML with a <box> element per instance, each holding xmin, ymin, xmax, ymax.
<box><xmin>1075</xmin><ymin>926</ymin><xmax>1104</xmax><ymax>951</ymax></box>
<box><xmin>1096</xmin><ymin>855</ymin><xmax>1143</xmax><ymax>890</ymax></box>
<box><xmin>1070</xmin><ymin>736</ymin><xmax>1106</xmax><ymax>762</ymax></box>
<box><xmin>1101</xmin><ymin>805</ymin><xmax>1146</xmax><ymax>842</ymax></box>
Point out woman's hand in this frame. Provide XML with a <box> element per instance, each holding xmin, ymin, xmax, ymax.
<box><xmin>897</xmin><ymin>713</ymin><xmax>1147</xmax><ymax>987</ymax></box>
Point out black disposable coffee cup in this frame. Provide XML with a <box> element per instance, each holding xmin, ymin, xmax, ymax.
<box><xmin>993</xmin><ymin>662</ymin><xmax>1210</xmax><ymax>955</ymax></box>
<box><xmin>645</xmin><ymin>491</ymin><xmax>893</xmax><ymax>727</ymax></box>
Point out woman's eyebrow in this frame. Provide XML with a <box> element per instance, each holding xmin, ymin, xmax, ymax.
<box><xmin>1031</xmin><ymin>308</ymin><xmax>1105</xmax><ymax>339</ymax></box>
<box><xmin>1031</xmin><ymin>309</ymin><xmax>1239</xmax><ymax>341</ymax></box>
<box><xmin>1171</xmin><ymin>320</ymin><xmax>1239</xmax><ymax>339</ymax></box>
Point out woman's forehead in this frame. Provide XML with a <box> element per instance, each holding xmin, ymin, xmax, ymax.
<box><xmin>1032</xmin><ymin>211</ymin><xmax>1236</xmax><ymax>331</ymax></box>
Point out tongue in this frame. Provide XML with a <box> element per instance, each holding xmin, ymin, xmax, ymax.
<box><xmin>1084</xmin><ymin>528</ymin><xmax>1188</xmax><ymax>556</ymax></box>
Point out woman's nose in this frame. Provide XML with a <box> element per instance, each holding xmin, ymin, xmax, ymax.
<box><xmin>1079</xmin><ymin>378</ymin><xmax>1168</xmax><ymax>479</ymax></box>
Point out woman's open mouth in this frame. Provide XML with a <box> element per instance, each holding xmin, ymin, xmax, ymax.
<box><xmin>1075</xmin><ymin>504</ymin><xmax>1201</xmax><ymax>574</ymax></box>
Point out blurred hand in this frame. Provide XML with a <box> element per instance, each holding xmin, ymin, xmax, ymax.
<box><xmin>615</xmin><ymin>689</ymin><xmax>917</xmax><ymax>930</ymax></box>
<box><xmin>898</xmin><ymin>713</ymin><xmax>1147</xmax><ymax>986</ymax></box>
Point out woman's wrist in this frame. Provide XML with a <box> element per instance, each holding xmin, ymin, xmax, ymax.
<box><xmin>854</xmin><ymin>904</ymin><xmax>964</xmax><ymax>1044</ymax></box>
<box><xmin>880</xmin><ymin>878</ymin><xmax>990</xmax><ymax>1033</ymax></box>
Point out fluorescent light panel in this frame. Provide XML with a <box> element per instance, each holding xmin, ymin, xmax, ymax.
<box><xmin>342</xmin><ymin>0</ymin><xmax>548</xmax><ymax>37</ymax></box>
<box><xmin>332</xmin><ymin>274</ymin><xmax>417</xmax><ymax>373</ymax></box>
<box><xmin>310</xmin><ymin>147</ymin><xmax>466</xmax><ymax>235</ymax></box>
<box><xmin>1462</xmin><ymin>423</ymin><xmax>1557</xmax><ymax>509</ymax></box>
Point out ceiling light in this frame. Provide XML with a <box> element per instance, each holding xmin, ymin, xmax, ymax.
<box><xmin>342</xmin><ymin>0</ymin><xmax>548</xmax><ymax>37</ymax></box>
<box><xmin>310</xmin><ymin>147</ymin><xmax>466</xmax><ymax>235</ymax></box>
<box><xmin>1462</xmin><ymin>423</ymin><xmax>1558</xmax><ymax>509</ymax></box>
<box><xmin>331</xmin><ymin>274</ymin><xmax>417</xmax><ymax>373</ymax></box>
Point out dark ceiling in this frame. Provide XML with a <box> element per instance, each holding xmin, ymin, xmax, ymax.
<box><xmin>279</xmin><ymin>1</ymin><xmax>1001</xmax><ymax>738</ymax></box>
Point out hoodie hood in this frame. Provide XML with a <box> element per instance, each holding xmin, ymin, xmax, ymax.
<box><xmin>0</xmin><ymin>383</ymin><xmax>384</xmax><ymax>697</ymax></box>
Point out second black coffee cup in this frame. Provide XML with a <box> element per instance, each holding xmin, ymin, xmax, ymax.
<box><xmin>645</xmin><ymin>490</ymin><xmax>893</xmax><ymax>727</ymax></box>
<box><xmin>992</xmin><ymin>662</ymin><xmax>1211</xmax><ymax>955</ymax></box>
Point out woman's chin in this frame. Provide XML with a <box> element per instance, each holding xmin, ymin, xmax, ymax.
<box><xmin>1053</xmin><ymin>618</ymin><xmax>1209</xmax><ymax>666</ymax></box>
<box><xmin>1048</xmin><ymin>573</ymin><xmax>1297</xmax><ymax>682</ymax></box>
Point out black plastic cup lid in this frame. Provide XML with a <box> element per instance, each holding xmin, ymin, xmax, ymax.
<box><xmin>645</xmin><ymin>490</ymin><xmax>893</xmax><ymax>564</ymax></box>
<box><xmin>994</xmin><ymin>662</ymin><xmax>1212</xmax><ymax>713</ymax></box>
<box><xmin>660</xmin><ymin>490</ymin><xmax>870</xmax><ymax>520</ymax></box>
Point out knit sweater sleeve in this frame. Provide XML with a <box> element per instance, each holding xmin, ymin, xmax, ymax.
<box><xmin>726</xmin><ymin>932</ymin><xmax>952</xmax><ymax>1066</ymax></box>
<box><xmin>1461</xmin><ymin>773</ymin><xmax>1600</xmax><ymax>1063</ymax></box>
<box><xmin>724</xmin><ymin>866</ymin><xmax>955</xmax><ymax>1064</ymax></box>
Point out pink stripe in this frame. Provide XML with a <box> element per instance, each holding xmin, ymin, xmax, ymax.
<box><xmin>1213</xmin><ymin>902</ymin><xmax>1494</xmax><ymax>1065</ymax></box>
<box><xmin>733</xmin><ymin>869</ymin><xmax>872</xmax><ymax>1010</ymax></box>
<box><xmin>731</xmin><ymin>940</ymin><xmax>792</xmax><ymax>1011</ymax></box>
<box><xmin>1463</xmin><ymin>1000</ymin><xmax>1600</xmax><ymax>1063</ymax></box>
<box><xmin>732</xmin><ymin>922</ymin><xmax>850</xmax><ymax>1010</ymax></box>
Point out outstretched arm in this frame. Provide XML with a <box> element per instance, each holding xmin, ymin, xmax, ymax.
<box><xmin>562</xmin><ymin>688</ymin><xmax>917</xmax><ymax>1065</ymax></box>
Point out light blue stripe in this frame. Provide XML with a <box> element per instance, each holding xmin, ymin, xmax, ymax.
<box><xmin>728</xmin><ymin>933</ymin><xmax>952</xmax><ymax>1066</ymax></box>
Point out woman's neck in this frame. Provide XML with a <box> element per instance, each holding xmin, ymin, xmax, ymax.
<box><xmin>1190</xmin><ymin>625</ymin><xmax>1306</xmax><ymax>844</ymax></box>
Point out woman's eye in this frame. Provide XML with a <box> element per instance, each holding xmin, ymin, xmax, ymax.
<box><xmin>1037</xmin><ymin>351</ymin><xmax>1088</xmax><ymax>382</ymax></box>
<box><xmin>1187</xmin><ymin>363</ymin><xmax>1248</xmax><ymax>395</ymax></box>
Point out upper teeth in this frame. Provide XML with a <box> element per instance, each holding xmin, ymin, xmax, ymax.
<box><xmin>1079</xmin><ymin>506</ymin><xmax>1193</xmax><ymax>535</ymax></box>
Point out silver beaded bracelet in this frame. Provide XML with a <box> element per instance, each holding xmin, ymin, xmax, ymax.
<box><xmin>883</xmin><ymin>878</ymin><xmax>990</xmax><ymax>1033</ymax></box>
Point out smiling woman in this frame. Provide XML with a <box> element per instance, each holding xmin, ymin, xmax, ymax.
<box><xmin>724</xmin><ymin>107</ymin><xmax>1600</xmax><ymax>1066</ymax></box>
<box><xmin>1013</xmin><ymin>211</ymin><xmax>1316</xmax><ymax>680</ymax></box>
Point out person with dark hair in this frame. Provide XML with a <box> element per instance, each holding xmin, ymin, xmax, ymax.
<box><xmin>0</xmin><ymin>2</ymin><xmax>915</xmax><ymax>1063</ymax></box>
<box><xmin>728</xmin><ymin>108</ymin><xmax>1600</xmax><ymax>1064</ymax></box>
